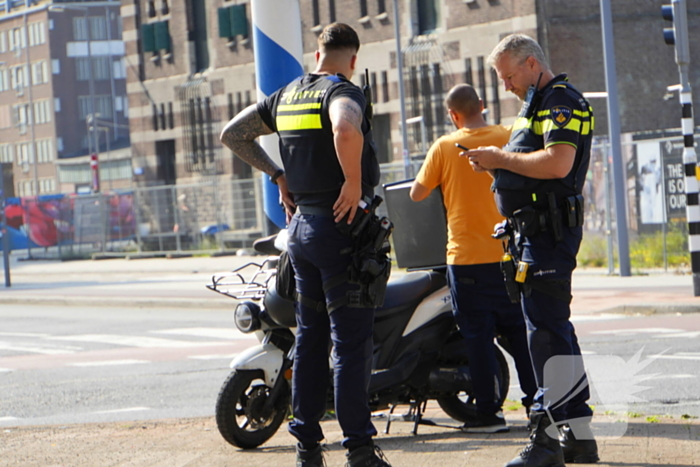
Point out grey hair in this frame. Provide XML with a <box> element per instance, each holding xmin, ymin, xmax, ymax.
<box><xmin>487</xmin><ymin>33</ymin><xmax>549</xmax><ymax>69</ymax></box>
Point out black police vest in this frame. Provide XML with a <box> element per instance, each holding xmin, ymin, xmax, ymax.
<box><xmin>493</xmin><ymin>77</ymin><xmax>593</xmax><ymax>216</ymax></box>
<box><xmin>271</xmin><ymin>74</ymin><xmax>379</xmax><ymax>196</ymax></box>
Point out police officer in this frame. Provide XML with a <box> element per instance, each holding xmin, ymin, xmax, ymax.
<box><xmin>220</xmin><ymin>23</ymin><xmax>390</xmax><ymax>467</ymax></box>
<box><xmin>466</xmin><ymin>34</ymin><xmax>599</xmax><ymax>467</ymax></box>
<box><xmin>410</xmin><ymin>84</ymin><xmax>536</xmax><ymax>433</ymax></box>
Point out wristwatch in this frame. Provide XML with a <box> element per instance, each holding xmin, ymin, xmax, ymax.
<box><xmin>270</xmin><ymin>169</ymin><xmax>285</xmax><ymax>185</ymax></box>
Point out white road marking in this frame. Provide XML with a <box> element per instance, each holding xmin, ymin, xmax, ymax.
<box><xmin>151</xmin><ymin>327</ymin><xmax>253</xmax><ymax>340</ymax></box>
<box><xmin>0</xmin><ymin>417</ymin><xmax>18</xmax><ymax>422</ymax></box>
<box><xmin>0</xmin><ymin>342</ymin><xmax>77</xmax><ymax>355</ymax></box>
<box><xmin>590</xmin><ymin>328</ymin><xmax>683</xmax><ymax>336</ymax></box>
<box><xmin>570</xmin><ymin>314</ymin><xmax>625</xmax><ymax>322</ymax></box>
<box><xmin>48</xmin><ymin>334</ymin><xmax>228</xmax><ymax>348</ymax></box>
<box><xmin>0</xmin><ymin>332</ymin><xmax>51</xmax><ymax>338</ymax></box>
<box><xmin>188</xmin><ymin>354</ymin><xmax>238</xmax><ymax>361</ymax></box>
<box><xmin>0</xmin><ymin>368</ymin><xmax>13</xmax><ymax>373</ymax></box>
<box><xmin>95</xmin><ymin>407</ymin><xmax>150</xmax><ymax>415</ymax></box>
<box><xmin>661</xmin><ymin>332</ymin><xmax>700</xmax><ymax>339</ymax></box>
<box><xmin>69</xmin><ymin>360</ymin><xmax>149</xmax><ymax>367</ymax></box>
<box><xmin>649</xmin><ymin>355</ymin><xmax>700</xmax><ymax>361</ymax></box>
<box><xmin>581</xmin><ymin>350</ymin><xmax>597</xmax><ymax>355</ymax></box>
<box><xmin>644</xmin><ymin>374</ymin><xmax>696</xmax><ymax>380</ymax></box>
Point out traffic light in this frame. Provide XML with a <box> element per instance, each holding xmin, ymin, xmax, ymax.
<box><xmin>661</xmin><ymin>0</ymin><xmax>690</xmax><ymax>65</ymax></box>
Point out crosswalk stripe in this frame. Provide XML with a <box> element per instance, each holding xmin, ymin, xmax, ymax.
<box><xmin>48</xmin><ymin>334</ymin><xmax>228</xmax><ymax>348</ymax></box>
<box><xmin>95</xmin><ymin>407</ymin><xmax>150</xmax><ymax>414</ymax></box>
<box><xmin>0</xmin><ymin>342</ymin><xmax>77</xmax><ymax>355</ymax></box>
<box><xmin>188</xmin><ymin>354</ymin><xmax>238</xmax><ymax>360</ymax></box>
<box><xmin>69</xmin><ymin>360</ymin><xmax>150</xmax><ymax>367</ymax></box>
<box><xmin>151</xmin><ymin>327</ymin><xmax>254</xmax><ymax>340</ymax></box>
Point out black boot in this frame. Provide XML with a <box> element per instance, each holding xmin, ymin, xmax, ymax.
<box><xmin>560</xmin><ymin>422</ymin><xmax>600</xmax><ymax>463</ymax></box>
<box><xmin>296</xmin><ymin>443</ymin><xmax>326</xmax><ymax>467</ymax></box>
<box><xmin>346</xmin><ymin>443</ymin><xmax>392</xmax><ymax>467</ymax></box>
<box><xmin>504</xmin><ymin>412</ymin><xmax>565</xmax><ymax>467</ymax></box>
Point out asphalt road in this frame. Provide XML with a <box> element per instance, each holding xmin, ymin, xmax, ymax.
<box><xmin>1</xmin><ymin>304</ymin><xmax>699</xmax><ymax>429</ymax></box>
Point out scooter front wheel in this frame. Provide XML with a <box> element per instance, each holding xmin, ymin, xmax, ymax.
<box><xmin>215</xmin><ymin>369</ymin><xmax>290</xmax><ymax>449</ymax></box>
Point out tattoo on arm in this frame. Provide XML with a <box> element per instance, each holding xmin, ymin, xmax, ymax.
<box><xmin>330</xmin><ymin>97</ymin><xmax>363</xmax><ymax>133</ymax></box>
<box><xmin>220</xmin><ymin>104</ymin><xmax>278</xmax><ymax>175</ymax></box>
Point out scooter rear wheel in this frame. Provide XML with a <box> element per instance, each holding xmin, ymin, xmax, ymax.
<box><xmin>436</xmin><ymin>343</ymin><xmax>510</xmax><ymax>422</ymax></box>
<box><xmin>215</xmin><ymin>369</ymin><xmax>290</xmax><ymax>449</ymax></box>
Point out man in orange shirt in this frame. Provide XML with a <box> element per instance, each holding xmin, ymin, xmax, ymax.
<box><xmin>410</xmin><ymin>84</ymin><xmax>536</xmax><ymax>432</ymax></box>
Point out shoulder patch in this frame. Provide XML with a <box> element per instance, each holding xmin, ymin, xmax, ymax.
<box><xmin>551</xmin><ymin>106</ymin><xmax>572</xmax><ymax>127</ymax></box>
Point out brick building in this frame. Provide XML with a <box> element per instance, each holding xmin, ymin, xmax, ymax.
<box><xmin>121</xmin><ymin>0</ymin><xmax>698</xmax><ymax>187</ymax></box>
<box><xmin>0</xmin><ymin>0</ymin><xmax>130</xmax><ymax>196</ymax></box>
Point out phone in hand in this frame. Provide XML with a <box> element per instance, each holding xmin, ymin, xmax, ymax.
<box><xmin>455</xmin><ymin>143</ymin><xmax>470</xmax><ymax>151</ymax></box>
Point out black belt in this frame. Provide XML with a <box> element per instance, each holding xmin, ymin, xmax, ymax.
<box><xmin>296</xmin><ymin>205</ymin><xmax>334</xmax><ymax>217</ymax></box>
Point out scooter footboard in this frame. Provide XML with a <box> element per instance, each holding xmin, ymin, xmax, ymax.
<box><xmin>230</xmin><ymin>343</ymin><xmax>285</xmax><ymax>387</ymax></box>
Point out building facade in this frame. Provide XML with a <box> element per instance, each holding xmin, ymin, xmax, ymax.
<box><xmin>121</xmin><ymin>0</ymin><xmax>699</xmax><ymax>187</ymax></box>
<box><xmin>0</xmin><ymin>0</ymin><xmax>130</xmax><ymax>196</ymax></box>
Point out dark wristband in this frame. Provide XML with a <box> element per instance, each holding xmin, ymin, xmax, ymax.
<box><xmin>270</xmin><ymin>169</ymin><xmax>284</xmax><ymax>185</ymax></box>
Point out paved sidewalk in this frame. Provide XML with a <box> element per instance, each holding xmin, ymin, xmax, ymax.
<box><xmin>0</xmin><ymin>252</ymin><xmax>698</xmax><ymax>315</ymax></box>
<box><xmin>1</xmin><ymin>403</ymin><xmax>698</xmax><ymax>467</ymax></box>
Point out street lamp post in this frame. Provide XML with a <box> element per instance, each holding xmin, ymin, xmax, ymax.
<box><xmin>49</xmin><ymin>4</ymin><xmax>100</xmax><ymax>192</ymax></box>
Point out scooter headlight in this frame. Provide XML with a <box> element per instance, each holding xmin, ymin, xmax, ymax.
<box><xmin>234</xmin><ymin>301</ymin><xmax>261</xmax><ymax>333</ymax></box>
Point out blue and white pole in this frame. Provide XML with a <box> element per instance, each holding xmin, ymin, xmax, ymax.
<box><xmin>251</xmin><ymin>0</ymin><xmax>304</xmax><ymax>232</ymax></box>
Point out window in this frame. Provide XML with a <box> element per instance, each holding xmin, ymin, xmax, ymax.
<box><xmin>34</xmin><ymin>100</ymin><xmax>52</xmax><ymax>124</ymax></box>
<box><xmin>329</xmin><ymin>0</ymin><xmax>336</xmax><ymax>23</ymax></box>
<box><xmin>0</xmin><ymin>68</ymin><xmax>8</xmax><ymax>92</ymax></box>
<box><xmin>141</xmin><ymin>20</ymin><xmax>171</xmax><ymax>52</ymax></box>
<box><xmin>76</xmin><ymin>57</ymin><xmax>111</xmax><ymax>81</ymax></box>
<box><xmin>0</xmin><ymin>31</ymin><xmax>6</xmax><ymax>53</ymax></box>
<box><xmin>148</xmin><ymin>1</ymin><xmax>157</xmax><ymax>18</ymax></box>
<box><xmin>78</xmin><ymin>95</ymin><xmax>112</xmax><ymax>120</ymax></box>
<box><xmin>417</xmin><ymin>0</ymin><xmax>440</xmax><ymax>35</ymax></box>
<box><xmin>0</xmin><ymin>144</ymin><xmax>13</xmax><ymax>163</ymax></box>
<box><xmin>377</xmin><ymin>0</ymin><xmax>386</xmax><ymax>14</ymax></box>
<box><xmin>162</xmin><ymin>0</ymin><xmax>170</xmax><ymax>15</ymax></box>
<box><xmin>9</xmin><ymin>27</ymin><xmax>25</xmax><ymax>51</ymax></box>
<box><xmin>312</xmin><ymin>0</ymin><xmax>320</xmax><ymax>26</ymax></box>
<box><xmin>32</xmin><ymin>61</ymin><xmax>49</xmax><ymax>85</ymax></box>
<box><xmin>217</xmin><ymin>4</ymin><xmax>248</xmax><ymax>38</ymax></box>
<box><xmin>381</xmin><ymin>70</ymin><xmax>389</xmax><ymax>103</ymax></box>
<box><xmin>36</xmin><ymin>139</ymin><xmax>54</xmax><ymax>163</ymax></box>
<box><xmin>73</xmin><ymin>17</ymin><xmax>88</xmax><ymax>41</ymax></box>
<box><xmin>477</xmin><ymin>56</ymin><xmax>487</xmax><ymax>112</ymax></box>
<box><xmin>10</xmin><ymin>65</ymin><xmax>27</xmax><ymax>91</ymax></box>
<box><xmin>52</xmin><ymin>59</ymin><xmax>61</xmax><ymax>75</ymax></box>
<box><xmin>28</xmin><ymin>22</ymin><xmax>46</xmax><ymax>46</ymax></box>
<box><xmin>464</xmin><ymin>58</ymin><xmax>473</xmax><ymax>86</ymax></box>
<box><xmin>113</xmin><ymin>59</ymin><xmax>126</xmax><ymax>79</ymax></box>
<box><xmin>55</xmin><ymin>98</ymin><xmax>61</xmax><ymax>112</ymax></box>
<box><xmin>39</xmin><ymin>178</ymin><xmax>55</xmax><ymax>194</ymax></box>
<box><xmin>490</xmin><ymin>68</ymin><xmax>500</xmax><ymax>124</ymax></box>
<box><xmin>360</xmin><ymin>0</ymin><xmax>368</xmax><ymax>17</ymax></box>
<box><xmin>16</xmin><ymin>141</ymin><xmax>33</xmax><ymax>165</ymax></box>
<box><xmin>90</xmin><ymin>16</ymin><xmax>108</xmax><ymax>40</ymax></box>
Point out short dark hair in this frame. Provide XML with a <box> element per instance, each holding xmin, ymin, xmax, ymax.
<box><xmin>445</xmin><ymin>84</ymin><xmax>481</xmax><ymax>117</ymax></box>
<box><xmin>317</xmin><ymin>23</ymin><xmax>360</xmax><ymax>53</ymax></box>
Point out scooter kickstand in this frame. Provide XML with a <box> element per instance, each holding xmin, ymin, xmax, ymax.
<box><xmin>384</xmin><ymin>404</ymin><xmax>397</xmax><ymax>434</ymax></box>
<box><xmin>411</xmin><ymin>399</ymin><xmax>427</xmax><ymax>435</ymax></box>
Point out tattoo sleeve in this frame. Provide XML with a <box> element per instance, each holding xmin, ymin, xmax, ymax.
<box><xmin>329</xmin><ymin>97</ymin><xmax>363</xmax><ymax>133</ymax></box>
<box><xmin>219</xmin><ymin>104</ymin><xmax>278</xmax><ymax>176</ymax></box>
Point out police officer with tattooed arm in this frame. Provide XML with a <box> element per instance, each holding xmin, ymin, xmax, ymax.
<box><xmin>464</xmin><ymin>34</ymin><xmax>599</xmax><ymax>467</ymax></box>
<box><xmin>220</xmin><ymin>23</ymin><xmax>391</xmax><ymax>467</ymax></box>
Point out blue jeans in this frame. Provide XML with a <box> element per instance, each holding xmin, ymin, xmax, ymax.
<box><xmin>519</xmin><ymin>226</ymin><xmax>593</xmax><ymax>422</ymax></box>
<box><xmin>286</xmin><ymin>212</ymin><xmax>377</xmax><ymax>450</ymax></box>
<box><xmin>448</xmin><ymin>262</ymin><xmax>537</xmax><ymax>415</ymax></box>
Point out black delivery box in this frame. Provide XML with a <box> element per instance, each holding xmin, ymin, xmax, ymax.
<box><xmin>382</xmin><ymin>179</ymin><xmax>447</xmax><ymax>269</ymax></box>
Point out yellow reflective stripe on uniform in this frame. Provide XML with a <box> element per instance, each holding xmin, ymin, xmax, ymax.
<box><xmin>535</xmin><ymin>117</ymin><xmax>583</xmax><ymax>135</ymax></box>
<box><xmin>277</xmin><ymin>103</ymin><xmax>322</xmax><ymax>112</ymax></box>
<box><xmin>276</xmin><ymin>114</ymin><xmax>322</xmax><ymax>131</ymax></box>
<box><xmin>512</xmin><ymin>117</ymin><xmax>531</xmax><ymax>131</ymax></box>
<box><xmin>573</xmin><ymin>109</ymin><xmax>590</xmax><ymax>118</ymax></box>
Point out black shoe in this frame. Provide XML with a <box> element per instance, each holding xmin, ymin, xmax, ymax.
<box><xmin>504</xmin><ymin>412</ymin><xmax>565</xmax><ymax>467</ymax></box>
<box><xmin>461</xmin><ymin>411</ymin><xmax>510</xmax><ymax>433</ymax></box>
<box><xmin>296</xmin><ymin>443</ymin><xmax>326</xmax><ymax>467</ymax></box>
<box><xmin>346</xmin><ymin>444</ymin><xmax>392</xmax><ymax>467</ymax></box>
<box><xmin>560</xmin><ymin>423</ymin><xmax>600</xmax><ymax>463</ymax></box>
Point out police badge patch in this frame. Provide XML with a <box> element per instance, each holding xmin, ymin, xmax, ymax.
<box><xmin>551</xmin><ymin>106</ymin><xmax>572</xmax><ymax>127</ymax></box>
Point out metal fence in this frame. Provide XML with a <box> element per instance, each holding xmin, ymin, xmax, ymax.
<box><xmin>11</xmin><ymin>143</ymin><xmax>692</xmax><ymax>270</ymax></box>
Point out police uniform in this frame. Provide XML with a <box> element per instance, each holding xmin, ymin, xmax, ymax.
<box><xmin>493</xmin><ymin>74</ymin><xmax>594</xmax><ymax>423</ymax></box>
<box><xmin>257</xmin><ymin>73</ymin><xmax>380</xmax><ymax>451</ymax></box>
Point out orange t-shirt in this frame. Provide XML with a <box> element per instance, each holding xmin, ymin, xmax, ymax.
<box><xmin>415</xmin><ymin>125</ymin><xmax>511</xmax><ymax>265</ymax></box>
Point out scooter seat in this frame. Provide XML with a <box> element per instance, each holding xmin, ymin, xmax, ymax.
<box><xmin>381</xmin><ymin>271</ymin><xmax>446</xmax><ymax>309</ymax></box>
